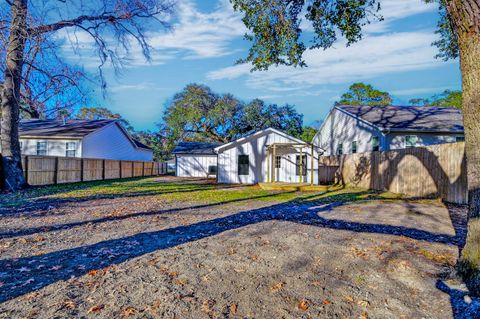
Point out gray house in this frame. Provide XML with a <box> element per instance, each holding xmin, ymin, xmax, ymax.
<box><xmin>313</xmin><ymin>104</ymin><xmax>464</xmax><ymax>155</ymax></box>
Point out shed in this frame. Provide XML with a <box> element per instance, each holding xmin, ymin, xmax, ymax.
<box><xmin>215</xmin><ymin>128</ymin><xmax>321</xmax><ymax>184</ymax></box>
<box><xmin>173</xmin><ymin>142</ymin><xmax>220</xmax><ymax>178</ymax></box>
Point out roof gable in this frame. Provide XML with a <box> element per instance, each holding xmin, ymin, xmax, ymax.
<box><xmin>19</xmin><ymin>119</ymin><xmax>116</xmax><ymax>138</ymax></box>
<box><xmin>173</xmin><ymin>142</ymin><xmax>221</xmax><ymax>155</ymax></box>
<box><xmin>336</xmin><ymin>104</ymin><xmax>464</xmax><ymax>133</ymax></box>
<box><xmin>214</xmin><ymin>127</ymin><xmax>307</xmax><ymax>152</ymax></box>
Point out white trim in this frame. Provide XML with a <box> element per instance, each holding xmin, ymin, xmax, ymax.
<box><xmin>214</xmin><ymin>127</ymin><xmax>307</xmax><ymax>152</ymax></box>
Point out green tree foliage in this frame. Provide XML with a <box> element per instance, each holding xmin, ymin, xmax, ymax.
<box><xmin>336</xmin><ymin>82</ymin><xmax>392</xmax><ymax>106</ymax></box>
<box><xmin>76</xmin><ymin>107</ymin><xmax>134</xmax><ymax>133</ymax></box>
<box><xmin>299</xmin><ymin>126</ymin><xmax>317</xmax><ymax>143</ymax></box>
<box><xmin>163</xmin><ymin>83</ymin><xmax>303</xmax><ymax>152</ymax></box>
<box><xmin>231</xmin><ymin>1</ymin><xmax>456</xmax><ymax>70</ymax></box>
<box><xmin>409</xmin><ymin>90</ymin><xmax>462</xmax><ymax>108</ymax></box>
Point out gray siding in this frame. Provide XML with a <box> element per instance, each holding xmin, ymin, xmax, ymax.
<box><xmin>386</xmin><ymin>133</ymin><xmax>464</xmax><ymax>150</ymax></box>
<box><xmin>313</xmin><ymin>108</ymin><xmax>383</xmax><ymax>155</ymax></box>
<box><xmin>314</xmin><ymin>107</ymin><xmax>465</xmax><ymax>155</ymax></box>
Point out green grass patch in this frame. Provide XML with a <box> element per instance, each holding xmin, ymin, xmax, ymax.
<box><xmin>1</xmin><ymin>177</ymin><xmax>418</xmax><ymax>209</ymax></box>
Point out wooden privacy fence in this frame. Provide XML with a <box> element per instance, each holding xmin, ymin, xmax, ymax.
<box><xmin>17</xmin><ymin>155</ymin><xmax>167</xmax><ymax>186</ymax></box>
<box><xmin>319</xmin><ymin>142</ymin><xmax>468</xmax><ymax>204</ymax></box>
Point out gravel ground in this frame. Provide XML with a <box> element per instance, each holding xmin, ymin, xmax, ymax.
<box><xmin>0</xmin><ymin>176</ymin><xmax>479</xmax><ymax>319</ymax></box>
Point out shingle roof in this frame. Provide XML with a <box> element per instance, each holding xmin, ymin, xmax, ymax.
<box><xmin>336</xmin><ymin>104</ymin><xmax>464</xmax><ymax>133</ymax></box>
<box><xmin>173</xmin><ymin>142</ymin><xmax>221</xmax><ymax>155</ymax></box>
<box><xmin>133</xmin><ymin>139</ymin><xmax>152</xmax><ymax>150</ymax></box>
<box><xmin>19</xmin><ymin>119</ymin><xmax>116</xmax><ymax>137</ymax></box>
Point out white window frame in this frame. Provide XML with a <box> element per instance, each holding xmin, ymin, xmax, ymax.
<box><xmin>66</xmin><ymin>142</ymin><xmax>77</xmax><ymax>157</ymax></box>
<box><xmin>405</xmin><ymin>135</ymin><xmax>418</xmax><ymax>148</ymax></box>
<box><xmin>36</xmin><ymin>141</ymin><xmax>47</xmax><ymax>156</ymax></box>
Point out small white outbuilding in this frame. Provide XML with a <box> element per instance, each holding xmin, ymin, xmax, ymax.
<box><xmin>173</xmin><ymin>142</ymin><xmax>220</xmax><ymax>178</ymax></box>
<box><xmin>216</xmin><ymin>128</ymin><xmax>321</xmax><ymax>184</ymax></box>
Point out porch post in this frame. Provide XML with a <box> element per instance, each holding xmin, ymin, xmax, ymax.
<box><xmin>310</xmin><ymin>144</ymin><xmax>314</xmax><ymax>186</ymax></box>
<box><xmin>267</xmin><ymin>147</ymin><xmax>270</xmax><ymax>183</ymax></box>
<box><xmin>272</xmin><ymin>145</ymin><xmax>276</xmax><ymax>183</ymax></box>
<box><xmin>299</xmin><ymin>146</ymin><xmax>303</xmax><ymax>183</ymax></box>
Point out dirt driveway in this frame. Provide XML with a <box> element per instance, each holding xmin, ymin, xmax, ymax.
<box><xmin>0</xmin><ymin>176</ymin><xmax>479</xmax><ymax>318</ymax></box>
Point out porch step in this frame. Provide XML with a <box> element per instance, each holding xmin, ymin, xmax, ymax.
<box><xmin>258</xmin><ymin>182</ymin><xmax>329</xmax><ymax>192</ymax></box>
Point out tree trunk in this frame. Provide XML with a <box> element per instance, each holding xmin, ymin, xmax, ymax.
<box><xmin>0</xmin><ymin>0</ymin><xmax>28</xmax><ymax>191</ymax></box>
<box><xmin>447</xmin><ymin>0</ymin><xmax>480</xmax><ymax>295</ymax></box>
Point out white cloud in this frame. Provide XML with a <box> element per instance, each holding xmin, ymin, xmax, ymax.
<box><xmin>365</xmin><ymin>0</ymin><xmax>438</xmax><ymax>33</ymax></box>
<box><xmin>391</xmin><ymin>86</ymin><xmax>456</xmax><ymax>96</ymax></box>
<box><xmin>59</xmin><ymin>0</ymin><xmax>245</xmax><ymax>67</ymax></box>
<box><xmin>146</xmin><ymin>0</ymin><xmax>245</xmax><ymax>60</ymax></box>
<box><xmin>207</xmin><ymin>31</ymin><xmax>451</xmax><ymax>90</ymax></box>
<box><xmin>109</xmin><ymin>82</ymin><xmax>165</xmax><ymax>92</ymax></box>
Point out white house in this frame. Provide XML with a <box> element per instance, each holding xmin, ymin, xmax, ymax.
<box><xmin>173</xmin><ymin>142</ymin><xmax>220</xmax><ymax>178</ymax></box>
<box><xmin>9</xmin><ymin>119</ymin><xmax>153</xmax><ymax>161</ymax></box>
<box><xmin>173</xmin><ymin>128</ymin><xmax>321</xmax><ymax>184</ymax></box>
<box><xmin>313</xmin><ymin>104</ymin><xmax>464</xmax><ymax>156</ymax></box>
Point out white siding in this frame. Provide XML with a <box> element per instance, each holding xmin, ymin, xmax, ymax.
<box><xmin>217</xmin><ymin>129</ymin><xmax>319</xmax><ymax>184</ymax></box>
<box><xmin>176</xmin><ymin>155</ymin><xmax>217</xmax><ymax>177</ymax></box>
<box><xmin>82</xmin><ymin>123</ymin><xmax>153</xmax><ymax>160</ymax></box>
<box><xmin>19</xmin><ymin>138</ymin><xmax>82</xmax><ymax>157</ymax></box>
<box><xmin>313</xmin><ymin>107</ymin><xmax>382</xmax><ymax>156</ymax></box>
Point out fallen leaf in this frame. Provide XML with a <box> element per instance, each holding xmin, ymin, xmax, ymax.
<box><xmin>88</xmin><ymin>269</ymin><xmax>98</xmax><ymax>276</ymax></box>
<box><xmin>270</xmin><ymin>282</ymin><xmax>285</xmax><ymax>293</ymax></box>
<box><xmin>322</xmin><ymin>299</ymin><xmax>332</xmax><ymax>305</ymax></box>
<box><xmin>357</xmin><ymin>300</ymin><xmax>370</xmax><ymax>308</ymax></box>
<box><xmin>298</xmin><ymin>299</ymin><xmax>309</xmax><ymax>311</ymax></box>
<box><xmin>63</xmin><ymin>299</ymin><xmax>76</xmax><ymax>309</ymax></box>
<box><xmin>361</xmin><ymin>312</ymin><xmax>369</xmax><ymax>319</ymax></box>
<box><xmin>87</xmin><ymin>305</ymin><xmax>104</xmax><ymax>313</ymax></box>
<box><xmin>121</xmin><ymin>307</ymin><xmax>136</xmax><ymax>317</ymax></box>
<box><xmin>229</xmin><ymin>304</ymin><xmax>238</xmax><ymax>314</ymax></box>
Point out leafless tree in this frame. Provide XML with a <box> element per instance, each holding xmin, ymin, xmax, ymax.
<box><xmin>0</xmin><ymin>0</ymin><xmax>175</xmax><ymax>190</ymax></box>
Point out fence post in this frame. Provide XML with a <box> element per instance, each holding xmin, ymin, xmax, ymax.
<box><xmin>24</xmin><ymin>155</ymin><xmax>29</xmax><ymax>185</ymax></box>
<box><xmin>142</xmin><ymin>161</ymin><xmax>145</xmax><ymax>177</ymax></box>
<box><xmin>132</xmin><ymin>161</ymin><xmax>134</xmax><ymax>177</ymax></box>
<box><xmin>54</xmin><ymin>157</ymin><xmax>59</xmax><ymax>184</ymax></box>
<box><xmin>80</xmin><ymin>158</ymin><xmax>84</xmax><ymax>182</ymax></box>
<box><xmin>151</xmin><ymin>162</ymin><xmax>154</xmax><ymax>176</ymax></box>
<box><xmin>119</xmin><ymin>160</ymin><xmax>122</xmax><ymax>179</ymax></box>
<box><xmin>102</xmin><ymin>159</ymin><xmax>106</xmax><ymax>180</ymax></box>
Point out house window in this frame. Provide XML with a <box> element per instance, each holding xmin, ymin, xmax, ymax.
<box><xmin>456</xmin><ymin>136</ymin><xmax>465</xmax><ymax>142</ymax></box>
<box><xmin>208</xmin><ymin>165</ymin><xmax>217</xmax><ymax>175</ymax></box>
<box><xmin>296</xmin><ymin>155</ymin><xmax>307</xmax><ymax>176</ymax></box>
<box><xmin>275</xmin><ymin>155</ymin><xmax>281</xmax><ymax>168</ymax></box>
<box><xmin>66</xmin><ymin>142</ymin><xmax>76</xmax><ymax>157</ymax></box>
<box><xmin>351</xmin><ymin>141</ymin><xmax>358</xmax><ymax>154</ymax></box>
<box><xmin>405</xmin><ymin>135</ymin><xmax>418</xmax><ymax>148</ymax></box>
<box><xmin>372</xmin><ymin>136</ymin><xmax>380</xmax><ymax>152</ymax></box>
<box><xmin>36</xmin><ymin>142</ymin><xmax>47</xmax><ymax>156</ymax></box>
<box><xmin>238</xmin><ymin>155</ymin><xmax>249</xmax><ymax>175</ymax></box>
<box><xmin>337</xmin><ymin>143</ymin><xmax>343</xmax><ymax>155</ymax></box>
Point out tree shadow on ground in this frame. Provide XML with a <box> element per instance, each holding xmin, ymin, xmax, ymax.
<box><xmin>0</xmin><ymin>191</ymin><xmax>469</xmax><ymax>304</ymax></box>
<box><xmin>0</xmin><ymin>178</ymin><xmax>246</xmax><ymax>214</ymax></box>
<box><xmin>436</xmin><ymin>280</ymin><xmax>480</xmax><ymax>319</ymax></box>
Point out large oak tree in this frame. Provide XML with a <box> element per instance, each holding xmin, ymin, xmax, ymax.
<box><xmin>231</xmin><ymin>0</ymin><xmax>480</xmax><ymax>293</ymax></box>
<box><xmin>0</xmin><ymin>0</ymin><xmax>174</xmax><ymax>190</ymax></box>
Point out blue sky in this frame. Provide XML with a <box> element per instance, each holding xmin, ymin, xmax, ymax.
<box><xmin>62</xmin><ymin>0</ymin><xmax>461</xmax><ymax>131</ymax></box>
